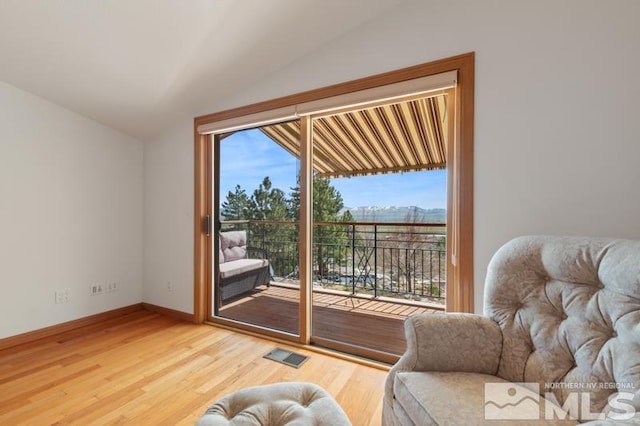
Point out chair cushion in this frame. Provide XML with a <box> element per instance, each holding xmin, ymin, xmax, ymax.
<box><xmin>220</xmin><ymin>231</ymin><xmax>247</xmax><ymax>262</ymax></box>
<box><xmin>196</xmin><ymin>382</ymin><xmax>351</xmax><ymax>426</ymax></box>
<box><xmin>393</xmin><ymin>371</ymin><xmax>576</xmax><ymax>426</ymax></box>
<box><xmin>219</xmin><ymin>259</ymin><xmax>269</xmax><ymax>280</ymax></box>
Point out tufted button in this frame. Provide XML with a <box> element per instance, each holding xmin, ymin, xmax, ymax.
<box><xmin>611</xmin><ymin>330</ymin><xmax>618</xmax><ymax>338</ymax></box>
<box><xmin>300</xmin><ymin>390</ymin><xmax>316</xmax><ymax>407</ymax></box>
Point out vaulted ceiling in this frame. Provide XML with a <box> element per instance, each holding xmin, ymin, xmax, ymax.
<box><xmin>0</xmin><ymin>0</ymin><xmax>405</xmax><ymax>140</ymax></box>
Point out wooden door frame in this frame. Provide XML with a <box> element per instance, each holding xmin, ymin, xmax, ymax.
<box><xmin>193</xmin><ymin>52</ymin><xmax>475</xmax><ymax>325</ymax></box>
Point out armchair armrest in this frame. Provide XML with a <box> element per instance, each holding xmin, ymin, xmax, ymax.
<box><xmin>384</xmin><ymin>313</ymin><xmax>503</xmax><ymax>410</ymax></box>
<box><xmin>400</xmin><ymin>313</ymin><xmax>502</xmax><ymax>373</ymax></box>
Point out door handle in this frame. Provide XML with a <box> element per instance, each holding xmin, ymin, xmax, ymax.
<box><xmin>205</xmin><ymin>214</ymin><xmax>211</xmax><ymax>236</ymax></box>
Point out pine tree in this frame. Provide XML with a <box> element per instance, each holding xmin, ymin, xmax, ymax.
<box><xmin>288</xmin><ymin>174</ymin><xmax>351</xmax><ymax>222</ymax></box>
<box><xmin>290</xmin><ymin>174</ymin><xmax>352</xmax><ymax>279</ymax></box>
<box><xmin>248</xmin><ymin>177</ymin><xmax>288</xmax><ymax>221</ymax></box>
<box><xmin>221</xmin><ymin>185</ymin><xmax>251</xmax><ymax>220</ymax></box>
<box><xmin>221</xmin><ymin>174</ymin><xmax>351</xmax><ymax>279</ymax></box>
<box><xmin>247</xmin><ymin>177</ymin><xmax>295</xmax><ymax>275</ymax></box>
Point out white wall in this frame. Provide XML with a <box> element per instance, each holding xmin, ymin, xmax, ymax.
<box><xmin>144</xmin><ymin>0</ymin><xmax>640</xmax><ymax>314</ymax></box>
<box><xmin>0</xmin><ymin>81</ymin><xmax>143</xmax><ymax>339</ymax></box>
<box><xmin>142</xmin><ymin>118</ymin><xmax>194</xmax><ymax>313</ymax></box>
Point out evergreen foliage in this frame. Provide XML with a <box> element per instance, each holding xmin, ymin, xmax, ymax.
<box><xmin>220</xmin><ymin>174</ymin><xmax>352</xmax><ymax>277</ymax></box>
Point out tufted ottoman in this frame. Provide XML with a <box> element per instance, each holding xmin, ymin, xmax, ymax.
<box><xmin>196</xmin><ymin>382</ymin><xmax>352</xmax><ymax>425</ymax></box>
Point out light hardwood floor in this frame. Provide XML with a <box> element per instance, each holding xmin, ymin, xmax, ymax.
<box><xmin>0</xmin><ymin>310</ymin><xmax>388</xmax><ymax>425</ymax></box>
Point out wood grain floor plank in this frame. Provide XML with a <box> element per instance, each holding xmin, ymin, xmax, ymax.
<box><xmin>0</xmin><ymin>311</ymin><xmax>389</xmax><ymax>426</ymax></box>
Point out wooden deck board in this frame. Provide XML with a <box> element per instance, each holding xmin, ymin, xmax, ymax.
<box><xmin>220</xmin><ymin>285</ymin><xmax>443</xmax><ymax>355</ymax></box>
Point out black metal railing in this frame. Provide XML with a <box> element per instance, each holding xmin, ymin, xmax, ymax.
<box><xmin>220</xmin><ymin>220</ymin><xmax>446</xmax><ymax>303</ymax></box>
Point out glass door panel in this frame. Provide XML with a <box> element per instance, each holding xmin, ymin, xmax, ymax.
<box><xmin>213</xmin><ymin>123</ymin><xmax>300</xmax><ymax>335</ymax></box>
<box><xmin>309</xmin><ymin>98</ymin><xmax>449</xmax><ymax>358</ymax></box>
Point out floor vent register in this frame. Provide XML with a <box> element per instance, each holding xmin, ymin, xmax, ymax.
<box><xmin>263</xmin><ymin>348</ymin><xmax>309</xmax><ymax>368</ymax></box>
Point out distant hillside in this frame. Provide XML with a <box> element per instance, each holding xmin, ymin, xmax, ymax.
<box><xmin>344</xmin><ymin>206</ymin><xmax>446</xmax><ymax>223</ymax></box>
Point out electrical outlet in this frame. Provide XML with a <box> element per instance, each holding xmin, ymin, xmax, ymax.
<box><xmin>167</xmin><ymin>281</ymin><xmax>173</xmax><ymax>293</ymax></box>
<box><xmin>106</xmin><ymin>282</ymin><xmax>119</xmax><ymax>292</ymax></box>
<box><xmin>55</xmin><ymin>290</ymin><xmax>70</xmax><ymax>304</ymax></box>
<box><xmin>90</xmin><ymin>284</ymin><xmax>104</xmax><ymax>295</ymax></box>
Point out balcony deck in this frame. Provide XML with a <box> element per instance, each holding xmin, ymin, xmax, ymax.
<box><xmin>219</xmin><ymin>284</ymin><xmax>444</xmax><ymax>355</ymax></box>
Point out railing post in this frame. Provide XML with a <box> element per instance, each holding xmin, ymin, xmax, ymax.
<box><xmin>404</xmin><ymin>248</ymin><xmax>413</xmax><ymax>293</ymax></box>
<box><xmin>373</xmin><ymin>224</ymin><xmax>378</xmax><ymax>298</ymax></box>
<box><xmin>351</xmin><ymin>223</ymin><xmax>356</xmax><ymax>295</ymax></box>
<box><xmin>438</xmin><ymin>247</ymin><xmax>443</xmax><ymax>298</ymax></box>
<box><xmin>430</xmin><ymin>249</ymin><xmax>434</xmax><ymax>297</ymax></box>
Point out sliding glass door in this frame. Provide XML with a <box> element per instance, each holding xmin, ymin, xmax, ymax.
<box><xmin>195</xmin><ymin>56</ymin><xmax>475</xmax><ymax>363</ymax></box>
<box><xmin>209</xmin><ymin>95</ymin><xmax>451</xmax><ymax>360</ymax></box>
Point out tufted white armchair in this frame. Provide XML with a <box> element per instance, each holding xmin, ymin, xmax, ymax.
<box><xmin>383</xmin><ymin>236</ymin><xmax>640</xmax><ymax>425</ymax></box>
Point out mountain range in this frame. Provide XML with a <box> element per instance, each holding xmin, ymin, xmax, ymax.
<box><xmin>344</xmin><ymin>206</ymin><xmax>446</xmax><ymax>223</ymax></box>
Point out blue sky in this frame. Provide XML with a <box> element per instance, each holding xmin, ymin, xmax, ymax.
<box><xmin>219</xmin><ymin>129</ymin><xmax>446</xmax><ymax>210</ymax></box>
